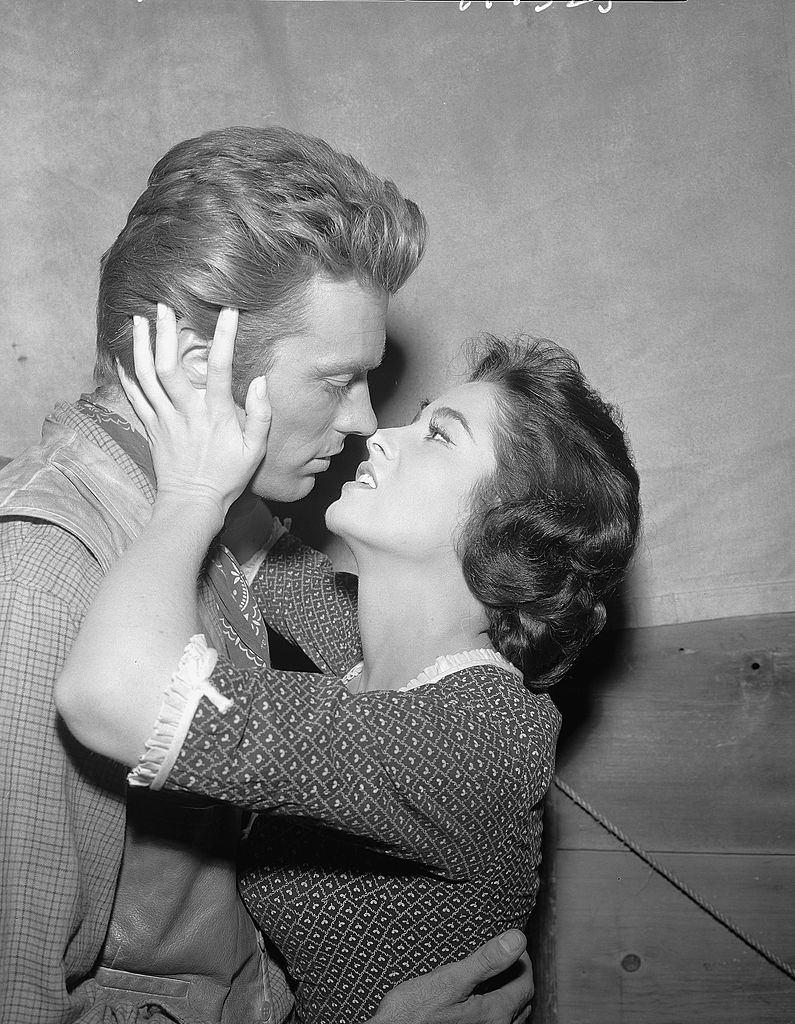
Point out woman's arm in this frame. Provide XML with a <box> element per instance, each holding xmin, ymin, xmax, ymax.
<box><xmin>56</xmin><ymin>496</ymin><xmax>224</xmax><ymax>765</ymax></box>
<box><xmin>135</xmin><ymin>657</ymin><xmax>557</xmax><ymax>881</ymax></box>
<box><xmin>56</xmin><ymin>306</ymin><xmax>271</xmax><ymax>764</ymax></box>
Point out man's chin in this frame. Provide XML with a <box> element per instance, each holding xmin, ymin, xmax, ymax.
<box><xmin>249</xmin><ymin>472</ymin><xmax>317</xmax><ymax>503</ymax></box>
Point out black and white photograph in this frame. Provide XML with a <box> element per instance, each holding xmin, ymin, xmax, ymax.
<box><xmin>1</xmin><ymin>2</ymin><xmax>793</xmax><ymax>1022</ymax></box>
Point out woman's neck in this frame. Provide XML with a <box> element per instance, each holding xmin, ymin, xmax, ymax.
<box><xmin>353</xmin><ymin>551</ymin><xmax>492</xmax><ymax>693</ymax></box>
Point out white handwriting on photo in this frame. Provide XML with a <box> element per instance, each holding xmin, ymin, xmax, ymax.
<box><xmin>459</xmin><ymin>1</ymin><xmax>614</xmax><ymax>13</ymax></box>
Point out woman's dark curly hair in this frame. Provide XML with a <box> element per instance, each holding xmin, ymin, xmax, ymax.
<box><xmin>458</xmin><ymin>335</ymin><xmax>641</xmax><ymax>689</ymax></box>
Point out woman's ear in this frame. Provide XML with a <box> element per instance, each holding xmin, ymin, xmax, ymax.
<box><xmin>178</xmin><ymin>327</ymin><xmax>210</xmax><ymax>388</ymax></box>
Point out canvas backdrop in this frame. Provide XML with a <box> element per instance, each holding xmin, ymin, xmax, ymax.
<box><xmin>1</xmin><ymin>0</ymin><xmax>792</xmax><ymax>628</ymax></box>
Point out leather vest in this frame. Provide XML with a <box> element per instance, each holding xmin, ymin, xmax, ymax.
<box><xmin>95</xmin><ymin>789</ymin><xmax>268</xmax><ymax>1024</ymax></box>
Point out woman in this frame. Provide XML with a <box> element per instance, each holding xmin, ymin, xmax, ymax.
<box><xmin>57</xmin><ymin>308</ymin><xmax>640</xmax><ymax>1023</ymax></box>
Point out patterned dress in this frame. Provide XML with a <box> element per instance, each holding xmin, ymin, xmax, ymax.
<box><xmin>135</xmin><ymin>533</ymin><xmax>561</xmax><ymax>1024</ymax></box>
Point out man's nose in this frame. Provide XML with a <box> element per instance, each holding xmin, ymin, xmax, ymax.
<box><xmin>339</xmin><ymin>383</ymin><xmax>378</xmax><ymax>437</ymax></box>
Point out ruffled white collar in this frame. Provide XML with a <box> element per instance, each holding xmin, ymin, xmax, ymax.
<box><xmin>342</xmin><ymin>648</ymin><xmax>523</xmax><ymax>694</ymax></box>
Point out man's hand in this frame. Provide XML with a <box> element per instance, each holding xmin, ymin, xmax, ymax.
<box><xmin>370</xmin><ymin>930</ymin><xmax>534</xmax><ymax>1024</ymax></box>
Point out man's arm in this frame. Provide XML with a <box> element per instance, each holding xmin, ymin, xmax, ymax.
<box><xmin>0</xmin><ymin>525</ymin><xmax>210</xmax><ymax>1024</ymax></box>
<box><xmin>370</xmin><ymin>931</ymin><xmax>534</xmax><ymax>1024</ymax></box>
<box><xmin>0</xmin><ymin>566</ymin><xmax>111</xmax><ymax>1023</ymax></box>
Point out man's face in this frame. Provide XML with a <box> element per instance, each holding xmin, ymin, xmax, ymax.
<box><xmin>247</xmin><ymin>276</ymin><xmax>388</xmax><ymax>502</ymax></box>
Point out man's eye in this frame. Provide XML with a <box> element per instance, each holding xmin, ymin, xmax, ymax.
<box><xmin>324</xmin><ymin>378</ymin><xmax>353</xmax><ymax>395</ymax></box>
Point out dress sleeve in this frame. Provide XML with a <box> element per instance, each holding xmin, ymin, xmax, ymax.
<box><xmin>249</xmin><ymin>531</ymin><xmax>361</xmax><ymax>676</ymax></box>
<box><xmin>159</xmin><ymin>656</ymin><xmax>559</xmax><ymax>883</ymax></box>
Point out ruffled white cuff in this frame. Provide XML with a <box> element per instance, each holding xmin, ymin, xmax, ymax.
<box><xmin>127</xmin><ymin>634</ymin><xmax>232</xmax><ymax>791</ymax></box>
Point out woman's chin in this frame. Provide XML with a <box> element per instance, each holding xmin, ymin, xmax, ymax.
<box><xmin>325</xmin><ymin>489</ymin><xmax>373</xmax><ymax>549</ymax></box>
<box><xmin>324</xmin><ymin>494</ymin><xmax>353</xmax><ymax>539</ymax></box>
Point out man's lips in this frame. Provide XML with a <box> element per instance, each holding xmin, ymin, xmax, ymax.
<box><xmin>312</xmin><ymin>447</ymin><xmax>344</xmax><ymax>462</ymax></box>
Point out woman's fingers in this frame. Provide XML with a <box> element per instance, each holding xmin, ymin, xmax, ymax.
<box><xmin>121</xmin><ymin>304</ymin><xmax>262</xmax><ymax>515</ymax></box>
<box><xmin>130</xmin><ymin>312</ymin><xmax>172</xmax><ymax>418</ymax></box>
<box><xmin>152</xmin><ymin>303</ymin><xmax>196</xmax><ymax>412</ymax></box>
<box><xmin>205</xmin><ymin>307</ymin><xmax>239</xmax><ymax>412</ymax></box>
<box><xmin>117</xmin><ymin>359</ymin><xmax>156</xmax><ymax>431</ymax></box>
<box><xmin>129</xmin><ymin>305</ymin><xmax>198</xmax><ymax>418</ymax></box>
<box><xmin>243</xmin><ymin>376</ymin><xmax>272</xmax><ymax>459</ymax></box>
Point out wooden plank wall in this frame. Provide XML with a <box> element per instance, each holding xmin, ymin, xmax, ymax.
<box><xmin>530</xmin><ymin>612</ymin><xmax>795</xmax><ymax>1023</ymax></box>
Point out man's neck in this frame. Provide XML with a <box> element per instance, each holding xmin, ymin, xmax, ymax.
<box><xmin>353</xmin><ymin>550</ymin><xmax>492</xmax><ymax>693</ymax></box>
<box><xmin>91</xmin><ymin>385</ymin><xmax>149</xmax><ymax>437</ymax></box>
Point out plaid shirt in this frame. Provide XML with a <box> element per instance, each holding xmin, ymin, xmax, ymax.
<box><xmin>0</xmin><ymin>401</ymin><xmax>290</xmax><ymax>1024</ymax></box>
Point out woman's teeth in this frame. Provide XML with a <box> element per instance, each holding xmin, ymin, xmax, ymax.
<box><xmin>356</xmin><ymin>471</ymin><xmax>377</xmax><ymax>489</ymax></box>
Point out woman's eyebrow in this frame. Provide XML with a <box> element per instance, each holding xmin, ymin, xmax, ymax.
<box><xmin>432</xmin><ymin>406</ymin><xmax>474</xmax><ymax>439</ymax></box>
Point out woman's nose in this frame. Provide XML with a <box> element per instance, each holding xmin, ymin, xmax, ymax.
<box><xmin>366</xmin><ymin>430</ymin><xmax>395</xmax><ymax>460</ymax></box>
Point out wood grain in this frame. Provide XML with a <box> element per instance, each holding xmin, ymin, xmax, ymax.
<box><xmin>552</xmin><ymin>612</ymin><xmax>795</xmax><ymax>854</ymax></box>
<box><xmin>553</xmin><ymin>849</ymin><xmax>795</xmax><ymax>1024</ymax></box>
<box><xmin>533</xmin><ymin>612</ymin><xmax>795</xmax><ymax>1021</ymax></box>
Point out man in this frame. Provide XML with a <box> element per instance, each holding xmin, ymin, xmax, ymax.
<box><xmin>0</xmin><ymin>127</ymin><xmax>533</xmax><ymax>1023</ymax></box>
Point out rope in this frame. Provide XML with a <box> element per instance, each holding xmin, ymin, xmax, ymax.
<box><xmin>552</xmin><ymin>774</ymin><xmax>795</xmax><ymax>982</ymax></box>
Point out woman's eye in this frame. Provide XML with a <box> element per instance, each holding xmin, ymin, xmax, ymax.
<box><xmin>427</xmin><ymin>420</ymin><xmax>451</xmax><ymax>444</ymax></box>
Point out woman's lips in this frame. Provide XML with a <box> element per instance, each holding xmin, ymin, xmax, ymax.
<box><xmin>353</xmin><ymin>461</ymin><xmax>377</xmax><ymax>488</ymax></box>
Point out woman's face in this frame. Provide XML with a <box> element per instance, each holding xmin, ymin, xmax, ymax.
<box><xmin>326</xmin><ymin>380</ymin><xmax>499</xmax><ymax>561</ymax></box>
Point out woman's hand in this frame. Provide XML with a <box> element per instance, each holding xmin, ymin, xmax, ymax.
<box><xmin>119</xmin><ymin>304</ymin><xmax>271</xmax><ymax>521</ymax></box>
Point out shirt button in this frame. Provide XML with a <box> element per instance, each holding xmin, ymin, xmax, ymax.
<box><xmin>258</xmin><ymin>1001</ymin><xmax>271</xmax><ymax>1022</ymax></box>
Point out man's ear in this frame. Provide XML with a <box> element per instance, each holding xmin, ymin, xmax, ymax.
<box><xmin>178</xmin><ymin>327</ymin><xmax>210</xmax><ymax>388</ymax></box>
